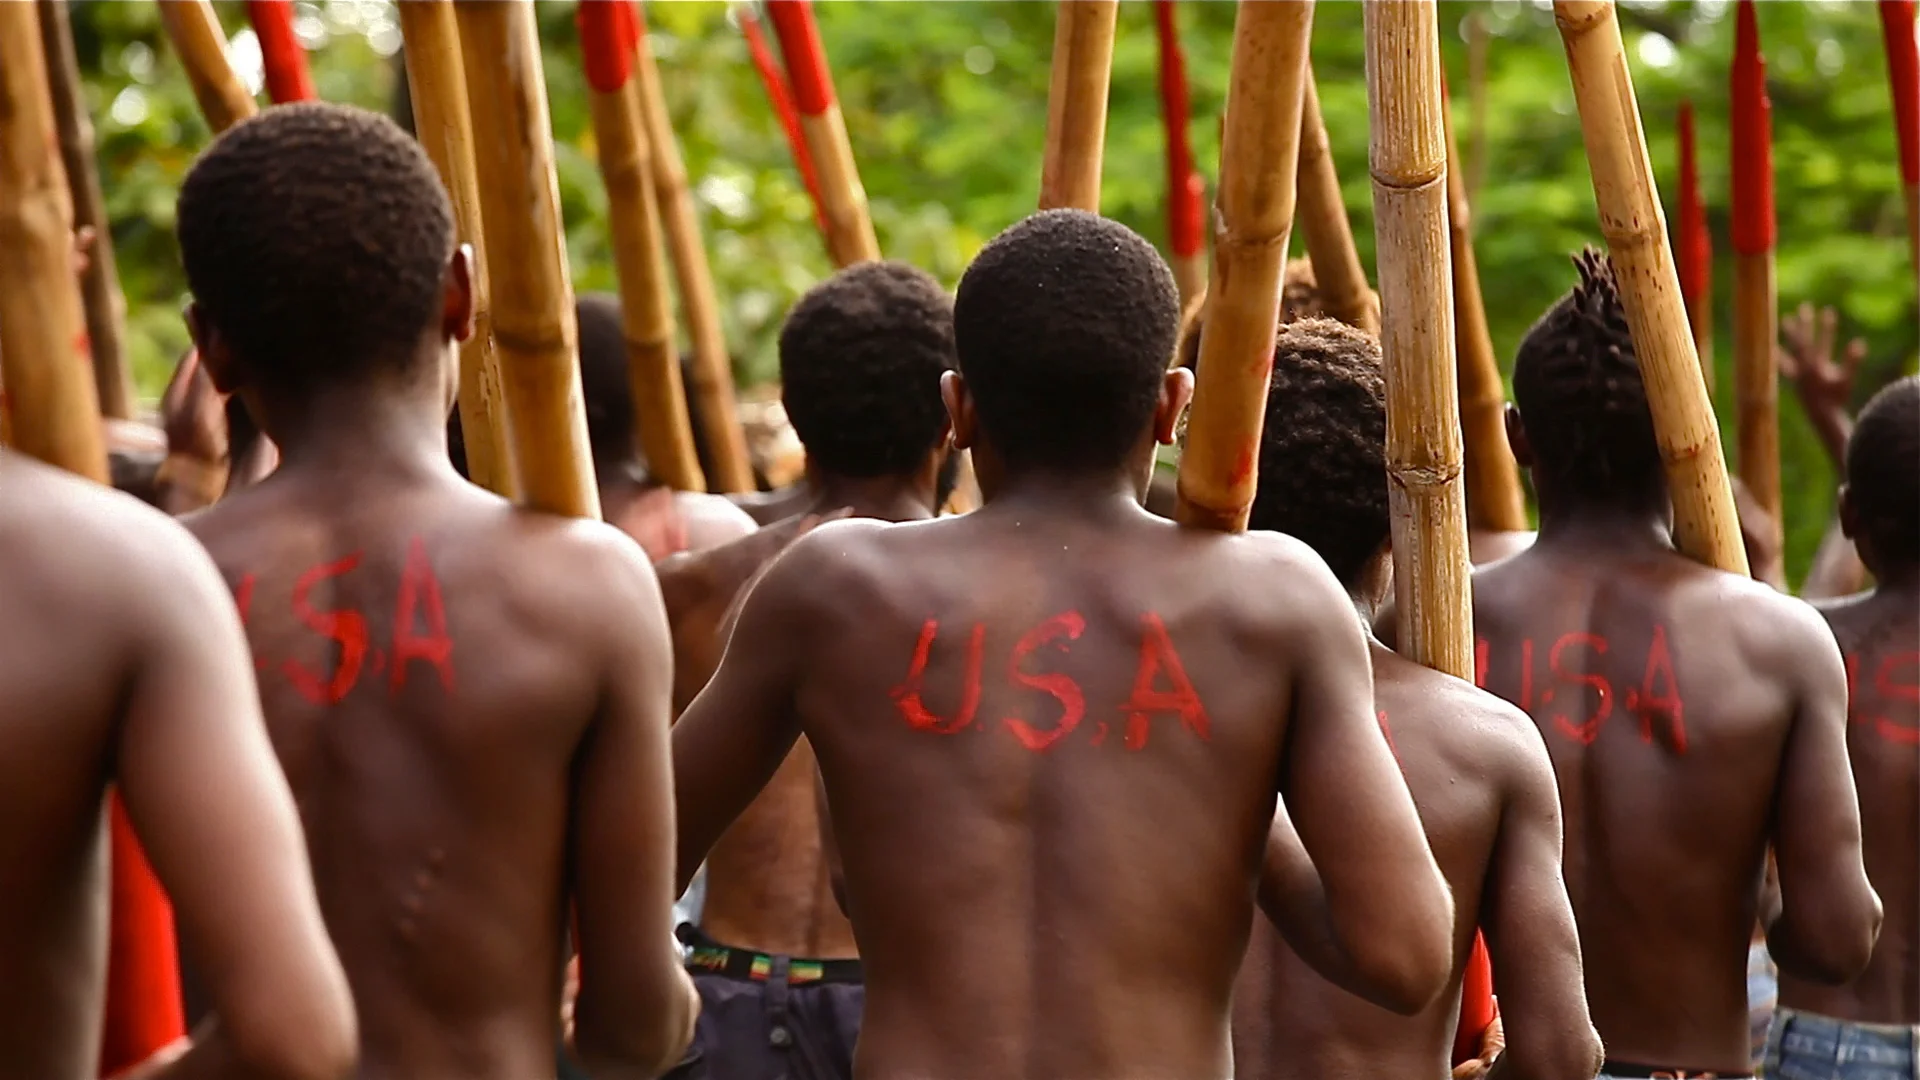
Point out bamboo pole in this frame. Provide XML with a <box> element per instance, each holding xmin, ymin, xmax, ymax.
<box><xmin>738</xmin><ymin>4</ymin><xmax>825</xmax><ymax>232</ymax></box>
<box><xmin>632</xmin><ymin>4</ymin><xmax>759</xmax><ymax>493</ymax></box>
<box><xmin>1880</xmin><ymin>0</ymin><xmax>1919</xmax><ymax>297</ymax></box>
<box><xmin>1676</xmin><ymin>101</ymin><xmax>1714</xmax><ymax>396</ymax></box>
<box><xmin>1296</xmin><ymin>71</ymin><xmax>1380</xmax><ymax>335</ymax></box>
<box><xmin>1038</xmin><ymin>0</ymin><xmax>1120</xmax><ymax>213</ymax></box>
<box><xmin>245</xmin><ymin>0</ymin><xmax>315</xmax><ymax>103</ymax></box>
<box><xmin>1174</xmin><ymin>0</ymin><xmax>1315</xmax><ymax>534</ymax></box>
<box><xmin>157</xmin><ymin>0</ymin><xmax>257</xmax><ymax>135</ymax></box>
<box><xmin>1367</xmin><ymin>0</ymin><xmax>1473</xmax><ymax>680</ymax></box>
<box><xmin>1154</xmin><ymin>0</ymin><xmax>1206</xmax><ymax>304</ymax></box>
<box><xmin>38</xmin><ymin>0</ymin><xmax>134</xmax><ymax>420</ymax></box>
<box><xmin>1441</xmin><ymin>79</ymin><xmax>1528</xmax><ymax>533</ymax></box>
<box><xmin>764</xmin><ymin>0</ymin><xmax>879</xmax><ymax>265</ymax></box>
<box><xmin>1731</xmin><ymin>0</ymin><xmax>1781</xmax><ymax>537</ymax></box>
<box><xmin>397</xmin><ymin>0</ymin><xmax>517</xmax><ymax>500</ymax></box>
<box><xmin>1555</xmin><ymin>0</ymin><xmax>1748</xmax><ymax>575</ymax></box>
<box><xmin>454</xmin><ymin>0</ymin><xmax>599</xmax><ymax>519</ymax></box>
<box><xmin>580</xmin><ymin>0</ymin><xmax>706</xmax><ymax>494</ymax></box>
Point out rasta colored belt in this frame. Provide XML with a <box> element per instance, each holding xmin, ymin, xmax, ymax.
<box><xmin>676</xmin><ymin>925</ymin><xmax>863</xmax><ymax>986</ymax></box>
<box><xmin>1602</xmin><ymin>1061</ymin><xmax>1752</xmax><ymax>1079</ymax></box>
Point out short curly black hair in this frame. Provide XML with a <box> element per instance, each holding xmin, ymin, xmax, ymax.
<box><xmin>954</xmin><ymin>210</ymin><xmax>1179</xmax><ymax>472</ymax></box>
<box><xmin>1847</xmin><ymin>375</ymin><xmax>1919</xmax><ymax>565</ymax></box>
<box><xmin>177</xmin><ymin>102</ymin><xmax>454</xmax><ymax>392</ymax></box>
<box><xmin>576</xmin><ymin>292</ymin><xmax>641</xmax><ymax>467</ymax></box>
<box><xmin>779</xmin><ymin>261</ymin><xmax>955</xmax><ymax>478</ymax></box>
<box><xmin>1247</xmin><ymin>318</ymin><xmax>1389</xmax><ymax>587</ymax></box>
<box><xmin>1511</xmin><ymin>248</ymin><xmax>1663</xmax><ymax>504</ymax></box>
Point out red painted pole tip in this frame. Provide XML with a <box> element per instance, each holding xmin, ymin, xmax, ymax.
<box><xmin>246</xmin><ymin>0</ymin><xmax>315</xmax><ymax>104</ymax></box>
<box><xmin>1154</xmin><ymin>0</ymin><xmax>1204</xmax><ymax>258</ymax></box>
<box><xmin>739</xmin><ymin>6</ymin><xmax>826</xmax><ymax>228</ymax></box>
<box><xmin>578</xmin><ymin>0</ymin><xmax>636</xmax><ymax>94</ymax></box>
<box><xmin>764</xmin><ymin>0</ymin><xmax>836</xmax><ymax>117</ymax></box>
<box><xmin>1730</xmin><ymin>0</ymin><xmax>1775</xmax><ymax>255</ymax></box>
<box><xmin>1882</xmin><ymin>0</ymin><xmax>1920</xmax><ymax>184</ymax></box>
<box><xmin>1677</xmin><ymin>101</ymin><xmax>1712</xmax><ymax>304</ymax></box>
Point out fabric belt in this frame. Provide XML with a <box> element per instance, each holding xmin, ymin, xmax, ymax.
<box><xmin>676</xmin><ymin>924</ymin><xmax>863</xmax><ymax>986</ymax></box>
<box><xmin>1602</xmin><ymin>1060</ymin><xmax>1753</xmax><ymax>1079</ymax></box>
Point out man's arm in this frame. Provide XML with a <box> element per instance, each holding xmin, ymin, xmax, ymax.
<box><xmin>1479</xmin><ymin>710</ymin><xmax>1601</xmax><ymax>1080</ymax></box>
<box><xmin>566</xmin><ymin>534</ymin><xmax>698</xmax><ymax>1079</ymax></box>
<box><xmin>1259</xmin><ymin>541</ymin><xmax>1453</xmax><ymax>1016</ymax></box>
<box><xmin>112</xmin><ymin>517</ymin><xmax>355</xmax><ymax>1080</ymax></box>
<box><xmin>1764</xmin><ymin>599</ymin><xmax>1882</xmax><ymax>983</ymax></box>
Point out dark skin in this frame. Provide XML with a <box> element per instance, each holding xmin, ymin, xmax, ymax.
<box><xmin>1235</xmin><ymin>550</ymin><xmax>1598</xmax><ymax>1080</ymax></box>
<box><xmin>673</xmin><ymin>366</ymin><xmax>1453</xmax><ymax>1079</ymax></box>
<box><xmin>0</xmin><ymin>450</ymin><xmax>353</xmax><ymax>1080</ymax></box>
<box><xmin>1777</xmin><ymin>494</ymin><xmax>1919</xmax><ymax>1027</ymax></box>
<box><xmin>185</xmin><ymin>247</ymin><xmax>696</xmax><ymax>1080</ymax></box>
<box><xmin>729</xmin><ymin>478</ymin><xmax>815</xmax><ymax>526</ymax></box>
<box><xmin>1461</xmin><ymin>405</ymin><xmax>1880</xmax><ymax>1074</ymax></box>
<box><xmin>598</xmin><ymin>459</ymin><xmax>756</xmax><ymax>562</ymax></box>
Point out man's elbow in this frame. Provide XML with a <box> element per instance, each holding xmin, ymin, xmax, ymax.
<box><xmin>1498</xmin><ymin>1023</ymin><xmax>1603</xmax><ymax>1080</ymax></box>
<box><xmin>576</xmin><ymin>968</ymin><xmax>700</xmax><ymax>1079</ymax></box>
<box><xmin>1774</xmin><ymin>887</ymin><xmax>1884</xmax><ymax>985</ymax></box>
<box><xmin>1346</xmin><ymin>889</ymin><xmax>1454</xmax><ymax>1015</ymax></box>
<box><xmin>226</xmin><ymin>988</ymin><xmax>358</xmax><ymax>1080</ymax></box>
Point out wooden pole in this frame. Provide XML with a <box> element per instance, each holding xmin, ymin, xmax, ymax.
<box><xmin>1038</xmin><ymin>0</ymin><xmax>1120</xmax><ymax>213</ymax></box>
<box><xmin>454</xmin><ymin>0</ymin><xmax>599</xmax><ymax>519</ymax></box>
<box><xmin>632</xmin><ymin>4</ymin><xmax>759</xmax><ymax>493</ymax></box>
<box><xmin>738</xmin><ymin>4</ymin><xmax>825</xmax><ymax>232</ymax></box>
<box><xmin>157</xmin><ymin>0</ymin><xmax>257</xmax><ymax>135</ymax></box>
<box><xmin>1731</xmin><ymin>0</ymin><xmax>1781</xmax><ymax>537</ymax></box>
<box><xmin>1880</xmin><ymin>0</ymin><xmax>1919</xmax><ymax>297</ymax></box>
<box><xmin>1154</xmin><ymin>0</ymin><xmax>1206</xmax><ymax>304</ymax></box>
<box><xmin>1441</xmin><ymin>79</ymin><xmax>1528</xmax><ymax>533</ymax></box>
<box><xmin>1676</xmin><ymin>100</ymin><xmax>1714</xmax><ymax>396</ymax></box>
<box><xmin>397</xmin><ymin>0</ymin><xmax>517</xmax><ymax>500</ymax></box>
<box><xmin>580</xmin><ymin>0</ymin><xmax>706</xmax><ymax>494</ymax></box>
<box><xmin>1368</xmin><ymin>0</ymin><xmax>1473</xmax><ymax>679</ymax></box>
<box><xmin>245</xmin><ymin>0</ymin><xmax>315</xmax><ymax>103</ymax></box>
<box><xmin>38</xmin><ymin>0</ymin><xmax>134</xmax><ymax>420</ymax></box>
<box><xmin>1296</xmin><ymin>71</ymin><xmax>1380</xmax><ymax>335</ymax></box>
<box><xmin>764</xmin><ymin>0</ymin><xmax>879</xmax><ymax>265</ymax></box>
<box><xmin>1174</xmin><ymin>0</ymin><xmax>1315</xmax><ymax>533</ymax></box>
<box><xmin>1555</xmin><ymin>0</ymin><xmax>1749</xmax><ymax>575</ymax></box>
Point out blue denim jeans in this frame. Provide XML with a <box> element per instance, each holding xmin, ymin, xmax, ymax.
<box><xmin>1764</xmin><ymin>1007</ymin><xmax>1920</xmax><ymax>1080</ymax></box>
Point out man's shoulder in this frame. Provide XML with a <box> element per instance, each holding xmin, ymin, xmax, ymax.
<box><xmin>1379</xmin><ymin>654</ymin><xmax>1547</xmax><ymax>775</ymax></box>
<box><xmin>2</xmin><ymin>452</ymin><xmax>209</xmax><ymax>586</ymax></box>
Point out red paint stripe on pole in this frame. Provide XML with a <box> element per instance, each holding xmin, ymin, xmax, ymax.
<box><xmin>1730</xmin><ymin>0</ymin><xmax>1774</xmax><ymax>255</ymax></box>
<box><xmin>1882</xmin><ymin>0</ymin><xmax>1919</xmax><ymax>184</ymax></box>
<box><xmin>764</xmin><ymin>0</ymin><xmax>834</xmax><ymax>116</ymax></box>
<box><xmin>246</xmin><ymin>0</ymin><xmax>314</xmax><ymax>103</ymax></box>
<box><xmin>1154</xmin><ymin>0</ymin><xmax>1205</xmax><ymax>259</ymax></box>
<box><xmin>579</xmin><ymin>0</ymin><xmax>635</xmax><ymax>94</ymax></box>
<box><xmin>1677</xmin><ymin>101</ymin><xmax>1711</xmax><ymax>306</ymax></box>
<box><xmin>740</xmin><ymin>6</ymin><xmax>826</xmax><ymax>229</ymax></box>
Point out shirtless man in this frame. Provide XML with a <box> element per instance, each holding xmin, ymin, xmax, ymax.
<box><xmin>1767</xmin><ymin>377</ymin><xmax>1920</xmax><ymax>1077</ymax></box>
<box><xmin>173</xmin><ymin>103</ymin><xmax>696</xmax><ymax>1079</ymax></box>
<box><xmin>0</xmin><ymin>450</ymin><xmax>354</xmax><ymax>1080</ymax></box>
<box><xmin>673</xmin><ymin>209</ymin><xmax>1453</xmax><ymax>1079</ymax></box>
<box><xmin>1469</xmin><ymin>251</ymin><xmax>1881</xmax><ymax>1079</ymax></box>
<box><xmin>668</xmin><ymin>260</ymin><xmax>957</xmax><ymax>1080</ymax></box>
<box><xmin>1232</xmin><ymin>318</ymin><xmax>1600</xmax><ymax>1080</ymax></box>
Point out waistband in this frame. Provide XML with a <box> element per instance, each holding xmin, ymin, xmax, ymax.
<box><xmin>1601</xmin><ymin>1062</ymin><xmax>1753</xmax><ymax>1079</ymax></box>
<box><xmin>676</xmin><ymin>924</ymin><xmax>863</xmax><ymax>986</ymax></box>
<box><xmin>1775</xmin><ymin>1005</ymin><xmax>1920</xmax><ymax>1039</ymax></box>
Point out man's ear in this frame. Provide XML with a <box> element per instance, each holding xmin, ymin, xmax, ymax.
<box><xmin>1504</xmin><ymin>404</ymin><xmax>1534</xmax><ymax>468</ymax></box>
<box><xmin>1155</xmin><ymin>366</ymin><xmax>1196</xmax><ymax>446</ymax></box>
<box><xmin>941</xmin><ymin>370</ymin><xmax>976</xmax><ymax>451</ymax></box>
<box><xmin>1837</xmin><ymin>484</ymin><xmax>1857</xmax><ymax>541</ymax></box>
<box><xmin>444</xmin><ymin>245</ymin><xmax>476</xmax><ymax>344</ymax></box>
<box><xmin>186</xmin><ymin>302</ymin><xmax>242</xmax><ymax>395</ymax></box>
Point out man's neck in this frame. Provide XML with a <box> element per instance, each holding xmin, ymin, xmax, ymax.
<box><xmin>258</xmin><ymin>383</ymin><xmax>451</xmax><ymax>484</ymax></box>
<box><xmin>981</xmin><ymin>469</ymin><xmax>1146</xmax><ymax>521</ymax></box>
<box><xmin>1534</xmin><ymin>500</ymin><xmax>1673</xmax><ymax>553</ymax></box>
<box><xmin>1872</xmin><ymin>560</ymin><xmax>1920</xmax><ymax>598</ymax></box>
<box><xmin>809</xmin><ymin>473</ymin><xmax>932</xmax><ymax>524</ymax></box>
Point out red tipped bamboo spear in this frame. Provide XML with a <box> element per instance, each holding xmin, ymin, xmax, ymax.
<box><xmin>763</xmin><ymin>0</ymin><xmax>878</xmax><ymax>266</ymax></box>
<box><xmin>246</xmin><ymin>0</ymin><xmax>314</xmax><ymax>103</ymax></box>
<box><xmin>1154</xmin><ymin>0</ymin><xmax>1206</xmax><ymax>305</ymax></box>
<box><xmin>1731</xmin><ymin>0</ymin><xmax>1782</xmax><ymax>537</ymax></box>
<box><xmin>1676</xmin><ymin>100</ymin><xmax>1714</xmax><ymax>396</ymax></box>
<box><xmin>737</xmin><ymin>4</ymin><xmax>825</xmax><ymax>232</ymax></box>
<box><xmin>1881</xmin><ymin>0</ymin><xmax>1919</xmax><ymax>284</ymax></box>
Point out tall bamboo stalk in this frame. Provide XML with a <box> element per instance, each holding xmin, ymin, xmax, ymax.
<box><xmin>245</xmin><ymin>0</ymin><xmax>315</xmax><ymax>103</ymax></box>
<box><xmin>1038</xmin><ymin>0</ymin><xmax>1120</xmax><ymax>213</ymax></box>
<box><xmin>157</xmin><ymin>0</ymin><xmax>257</xmax><ymax>135</ymax></box>
<box><xmin>454</xmin><ymin>0</ymin><xmax>599</xmax><ymax>519</ymax></box>
<box><xmin>1367</xmin><ymin>0</ymin><xmax>1472</xmax><ymax>680</ymax></box>
<box><xmin>764</xmin><ymin>0</ymin><xmax>879</xmax><ymax>265</ymax></box>
<box><xmin>1296</xmin><ymin>71</ymin><xmax>1380</xmax><ymax>335</ymax></box>
<box><xmin>38</xmin><ymin>0</ymin><xmax>133</xmax><ymax>420</ymax></box>
<box><xmin>580</xmin><ymin>0</ymin><xmax>705</xmax><ymax>494</ymax></box>
<box><xmin>1880</xmin><ymin>0</ymin><xmax>1919</xmax><ymax>298</ymax></box>
<box><xmin>1555</xmin><ymin>0</ymin><xmax>1748</xmax><ymax>575</ymax></box>
<box><xmin>1675</xmin><ymin>101</ymin><xmax>1714</xmax><ymax>396</ymax></box>
<box><xmin>397</xmin><ymin>0</ymin><xmax>517</xmax><ymax>500</ymax></box>
<box><xmin>1441</xmin><ymin>79</ymin><xmax>1528</xmax><ymax>534</ymax></box>
<box><xmin>738</xmin><ymin>4</ymin><xmax>825</xmax><ymax>232</ymax></box>
<box><xmin>1154</xmin><ymin>0</ymin><xmax>1206</xmax><ymax>303</ymax></box>
<box><xmin>633</xmin><ymin>4</ymin><xmax>758</xmax><ymax>493</ymax></box>
<box><xmin>1731</xmin><ymin>0</ymin><xmax>1781</xmax><ymax>537</ymax></box>
<box><xmin>1174</xmin><ymin>0</ymin><xmax>1315</xmax><ymax>534</ymax></box>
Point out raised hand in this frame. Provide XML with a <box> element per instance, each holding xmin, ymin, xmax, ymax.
<box><xmin>1777</xmin><ymin>303</ymin><xmax>1866</xmax><ymax>467</ymax></box>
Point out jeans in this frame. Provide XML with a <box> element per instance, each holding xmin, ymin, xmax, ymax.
<box><xmin>1764</xmin><ymin>1007</ymin><xmax>1920</xmax><ymax>1080</ymax></box>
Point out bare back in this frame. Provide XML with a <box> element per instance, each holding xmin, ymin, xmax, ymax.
<box><xmin>187</xmin><ymin>469</ymin><xmax>682</xmax><ymax>1079</ymax></box>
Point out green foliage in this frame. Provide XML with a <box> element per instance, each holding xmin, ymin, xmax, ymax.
<box><xmin>69</xmin><ymin>0</ymin><xmax>1917</xmax><ymax>580</ymax></box>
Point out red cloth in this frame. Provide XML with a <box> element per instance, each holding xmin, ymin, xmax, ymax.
<box><xmin>1452</xmin><ymin>930</ymin><xmax>1497</xmax><ymax>1067</ymax></box>
<box><xmin>98</xmin><ymin>794</ymin><xmax>185</xmax><ymax>1077</ymax></box>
